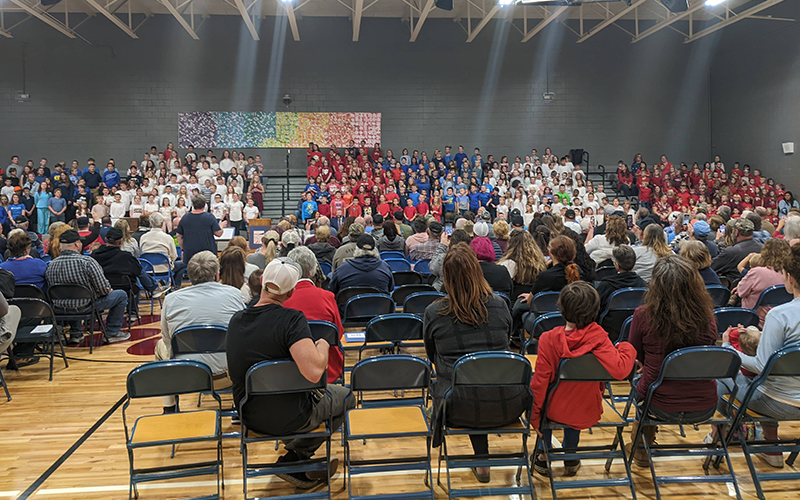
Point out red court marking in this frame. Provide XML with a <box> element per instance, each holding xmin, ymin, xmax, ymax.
<box><xmin>127</xmin><ymin>336</ymin><xmax>159</xmax><ymax>356</ymax></box>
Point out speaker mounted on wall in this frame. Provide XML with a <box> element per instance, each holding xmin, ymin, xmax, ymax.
<box><xmin>435</xmin><ymin>0</ymin><xmax>453</xmax><ymax>10</ymax></box>
<box><xmin>659</xmin><ymin>0</ymin><xmax>688</xmax><ymax>12</ymax></box>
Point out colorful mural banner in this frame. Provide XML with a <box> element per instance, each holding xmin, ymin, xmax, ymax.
<box><xmin>178</xmin><ymin>112</ymin><xmax>381</xmax><ymax>149</ymax></box>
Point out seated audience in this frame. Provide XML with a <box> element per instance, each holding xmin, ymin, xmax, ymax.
<box><xmin>530</xmin><ymin>281</ymin><xmax>636</xmax><ymax>476</ymax></box>
<box><xmin>596</xmin><ymin>245</ymin><xmax>647</xmax><ymax>313</ymax></box>
<box><xmin>627</xmin><ymin>255</ymin><xmax>719</xmax><ymax>467</ymax></box>
<box><xmin>498</xmin><ymin>230</ymin><xmax>547</xmax><ymax>302</ymax></box>
<box><xmin>712</xmin><ymin>218</ymin><xmax>764</xmax><ymax>282</ymax></box>
<box><xmin>226</xmin><ymin>258</ymin><xmax>354</xmax><ymax>488</ymax></box>
<box><xmin>91</xmin><ymin>227</ymin><xmax>167</xmax><ymax>298</ymax></box>
<box><xmin>409</xmin><ymin>220</ymin><xmax>443</xmax><ymax>261</ymax></box>
<box><xmin>114</xmin><ymin>219</ymin><xmax>141</xmax><ymax>257</ymax></box>
<box><xmin>470</xmin><ymin>235</ymin><xmax>512</xmax><ymax>297</ymax></box>
<box><xmin>329</xmin><ymin>234</ymin><xmax>394</xmax><ymax>297</ymax></box>
<box><xmin>0</xmin><ymin>230</ymin><xmax>47</xmax><ymax>289</ymax></box>
<box><xmin>140</xmin><ymin>212</ymin><xmax>186</xmax><ymax>281</ymax></box>
<box><xmin>131</xmin><ymin>215</ymin><xmax>150</xmax><ymax>243</ymax></box>
<box><xmin>12</xmin><ymin>215</ymin><xmax>43</xmax><ymax>256</ymax></box>
<box><xmin>680</xmin><ymin>240</ymin><xmax>722</xmax><ymax>286</ymax></box>
<box><xmin>227</xmin><ymin>236</ymin><xmax>259</xmax><ymax>278</ymax></box>
<box><xmin>747</xmin><ymin>212</ymin><xmax>771</xmax><ymax>244</ymax></box>
<box><xmin>156</xmin><ymin>251</ymin><xmax>247</xmax><ymax>412</ymax></box>
<box><xmin>244</xmin><ymin>269</ymin><xmax>263</xmax><ymax>306</ymax></box>
<box><xmin>633</xmin><ymin>224</ymin><xmax>671</xmax><ymax>283</ymax></box>
<box><xmin>405</xmin><ymin>217</ymin><xmax>429</xmax><ymax>253</ymax></box>
<box><xmin>283</xmin><ymin>246</ymin><xmax>344</xmax><ymax>383</ymax></box>
<box><xmin>332</xmin><ymin>222</ymin><xmax>364</xmax><ymax>269</ymax></box>
<box><xmin>248</xmin><ymin>230</ymin><xmax>278</xmax><ymax>269</ymax></box>
<box><xmin>689</xmin><ymin>220</ymin><xmax>719</xmax><ymax>258</ymax></box>
<box><xmin>45</xmin><ymin>229</ymin><xmax>129</xmax><ymax>344</ymax></box>
<box><xmin>219</xmin><ymin>246</ymin><xmax>247</xmax><ymax>291</ymax></box>
<box><xmin>376</xmin><ymin>220</ymin><xmax>406</xmax><ymax>254</ymax></box>
<box><xmin>423</xmin><ymin>243</ymin><xmax>530</xmax><ymax>484</ymax></box>
<box><xmin>430</xmin><ymin>229</ymin><xmax>471</xmax><ymax>292</ymax></box>
<box><xmin>492</xmin><ymin>220</ymin><xmax>511</xmax><ymax>254</ymax></box>
<box><xmin>519</xmin><ymin>235</ymin><xmax>583</xmax><ymax>304</ymax></box>
<box><xmin>307</xmin><ymin>225</ymin><xmax>336</xmax><ymax>264</ymax></box>
<box><xmin>585</xmin><ymin>215</ymin><xmax>629</xmax><ymax>266</ymax></box>
<box><xmin>734</xmin><ymin>238</ymin><xmax>791</xmax><ymax>326</ymax></box>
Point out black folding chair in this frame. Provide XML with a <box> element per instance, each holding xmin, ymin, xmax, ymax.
<box><xmin>598</xmin><ymin>287</ymin><xmax>646</xmax><ymax>343</ymax></box>
<box><xmin>360</xmin><ymin>313</ymin><xmax>424</xmax><ymax>360</ymax></box>
<box><xmin>345</xmin><ymin>355</ymin><xmax>434</xmax><ymax>500</ymax></box>
<box><xmin>9</xmin><ymin>298</ymin><xmax>68</xmax><ymax>381</ymax></box>
<box><xmin>392</xmin><ymin>284</ymin><xmax>436</xmax><ymax>305</ymax></box>
<box><xmin>123</xmin><ymin>360</ymin><xmax>223</xmax><ymax>500</ymax></box>
<box><xmin>595</xmin><ymin>266</ymin><xmax>618</xmax><ymax>281</ymax></box>
<box><xmin>403</xmin><ymin>291</ymin><xmax>446</xmax><ymax>316</ymax></box>
<box><xmin>439</xmin><ymin>352</ymin><xmax>535</xmax><ymax>500</ymax></box>
<box><xmin>47</xmin><ymin>283</ymin><xmax>106</xmax><ymax>354</ymax></box>
<box><xmin>342</xmin><ymin>294</ymin><xmax>395</xmax><ymax>328</ymax></box>
<box><xmin>308</xmin><ymin>320</ymin><xmax>345</xmax><ymax>385</ymax></box>
<box><xmin>393</xmin><ymin>270</ymin><xmax>424</xmax><ymax>286</ymax></box>
<box><xmin>170</xmin><ymin>324</ymin><xmax>229</xmax><ymax>408</ymax></box>
<box><xmin>535</xmin><ymin>353</ymin><xmax>637</xmax><ymax>500</ymax></box>
<box><xmin>630</xmin><ymin>346</ymin><xmax>743</xmax><ymax>500</ymax></box>
<box><xmin>714</xmin><ymin>307</ymin><xmax>760</xmax><ymax>336</ymax></box>
<box><xmin>618</xmin><ymin>316</ymin><xmax>634</xmax><ymax>344</ymax></box>
<box><xmin>707</xmin><ymin>285</ymin><xmax>732</xmax><ymax>308</ymax></box>
<box><xmin>753</xmin><ymin>284</ymin><xmax>793</xmax><ymax>310</ymax></box>
<box><xmin>521</xmin><ymin>312</ymin><xmax>565</xmax><ymax>354</ymax></box>
<box><xmin>336</xmin><ymin>286</ymin><xmax>384</xmax><ymax>309</ymax></box>
<box><xmin>723</xmin><ymin>346</ymin><xmax>800</xmax><ymax>500</ymax></box>
<box><xmin>13</xmin><ymin>284</ymin><xmax>47</xmax><ymax>300</ymax></box>
<box><xmin>240</xmin><ymin>360</ymin><xmax>333</xmax><ymax>500</ymax></box>
<box><xmin>529</xmin><ymin>291</ymin><xmax>560</xmax><ymax>315</ymax></box>
<box><xmin>106</xmin><ymin>274</ymin><xmax>138</xmax><ymax>333</ymax></box>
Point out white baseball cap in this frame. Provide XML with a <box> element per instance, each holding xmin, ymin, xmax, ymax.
<box><xmin>262</xmin><ymin>258</ymin><xmax>300</xmax><ymax>295</ymax></box>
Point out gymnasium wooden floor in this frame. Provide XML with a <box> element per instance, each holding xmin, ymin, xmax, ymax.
<box><xmin>2</xmin><ymin>299</ymin><xmax>800</xmax><ymax>500</ymax></box>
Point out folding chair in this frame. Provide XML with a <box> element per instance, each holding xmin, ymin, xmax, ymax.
<box><xmin>598</xmin><ymin>287</ymin><xmax>646</xmax><ymax>343</ymax></box>
<box><xmin>494</xmin><ymin>291</ymin><xmax>512</xmax><ymax>310</ymax></box>
<box><xmin>414</xmin><ymin>259</ymin><xmax>431</xmax><ymax>274</ymax></box>
<box><xmin>106</xmin><ymin>274</ymin><xmax>138</xmax><ymax>333</ymax></box>
<box><xmin>630</xmin><ymin>346</ymin><xmax>743</xmax><ymax>500</ymax></box>
<box><xmin>342</xmin><ymin>294</ymin><xmax>395</xmax><ymax>328</ymax></box>
<box><xmin>139</xmin><ymin>252</ymin><xmax>175</xmax><ymax>288</ymax></box>
<box><xmin>13</xmin><ymin>284</ymin><xmax>47</xmax><ymax>300</ymax></box>
<box><xmin>392</xmin><ymin>284</ymin><xmax>435</xmax><ymax>305</ymax></box>
<box><xmin>721</xmin><ymin>345</ymin><xmax>800</xmax><ymax>500</ymax></box>
<box><xmin>9</xmin><ymin>298</ymin><xmax>68</xmax><ymax>381</ymax></box>
<box><xmin>535</xmin><ymin>353</ymin><xmax>637</xmax><ymax>500</ymax></box>
<box><xmin>385</xmin><ymin>258</ymin><xmax>412</xmax><ymax>272</ymax></box>
<box><xmin>170</xmin><ymin>325</ymin><xmax>229</xmax><ymax>407</ymax></box>
<box><xmin>380</xmin><ymin>251</ymin><xmax>407</xmax><ymax>261</ymax></box>
<box><xmin>529</xmin><ymin>291</ymin><xmax>560</xmax><ymax>315</ymax></box>
<box><xmin>707</xmin><ymin>285</ymin><xmax>732</xmax><ymax>308</ymax></box>
<box><xmin>438</xmin><ymin>352</ymin><xmax>535</xmax><ymax>500</ymax></box>
<box><xmin>359</xmin><ymin>313</ymin><xmax>424</xmax><ymax>360</ymax></box>
<box><xmin>138</xmin><ymin>259</ymin><xmax>163</xmax><ymax>316</ymax></box>
<box><xmin>240</xmin><ymin>360</ymin><xmax>333</xmax><ymax>500</ymax></box>
<box><xmin>308</xmin><ymin>320</ymin><xmax>345</xmax><ymax>384</ymax></box>
<box><xmin>48</xmin><ymin>283</ymin><xmax>106</xmax><ymax>354</ymax></box>
<box><xmin>318</xmin><ymin>261</ymin><xmax>333</xmax><ymax>278</ymax></box>
<box><xmin>719</xmin><ymin>276</ymin><xmax>732</xmax><ymax>289</ymax></box>
<box><xmin>714</xmin><ymin>307</ymin><xmax>760</xmax><ymax>336</ymax></box>
<box><xmin>618</xmin><ymin>316</ymin><xmax>634</xmax><ymax>344</ymax></box>
<box><xmin>345</xmin><ymin>355</ymin><xmax>434</xmax><ymax>500</ymax></box>
<box><xmin>521</xmin><ymin>312</ymin><xmax>565</xmax><ymax>355</ymax></box>
<box><xmin>335</xmin><ymin>286</ymin><xmax>384</xmax><ymax>310</ymax></box>
<box><xmin>753</xmin><ymin>284</ymin><xmax>793</xmax><ymax>310</ymax></box>
<box><xmin>595</xmin><ymin>266</ymin><xmax>618</xmax><ymax>281</ymax></box>
<box><xmin>393</xmin><ymin>270</ymin><xmax>424</xmax><ymax>286</ymax></box>
<box><xmin>403</xmin><ymin>291</ymin><xmax>446</xmax><ymax>316</ymax></box>
<box><xmin>124</xmin><ymin>360</ymin><xmax>223</xmax><ymax>500</ymax></box>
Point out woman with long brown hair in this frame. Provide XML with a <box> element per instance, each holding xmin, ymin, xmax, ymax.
<box><xmin>499</xmin><ymin>230</ymin><xmax>547</xmax><ymax>301</ymax></box>
<box><xmin>633</xmin><ymin>224</ymin><xmax>672</xmax><ymax>283</ymax></box>
<box><xmin>585</xmin><ymin>215</ymin><xmax>629</xmax><ymax>266</ymax></box>
<box><xmin>219</xmin><ymin>246</ymin><xmax>246</xmax><ymax>290</ymax></box>
<box><xmin>423</xmin><ymin>243</ymin><xmax>530</xmax><ymax>484</ymax></box>
<box><xmin>627</xmin><ymin>255</ymin><xmax>718</xmax><ymax>467</ymax></box>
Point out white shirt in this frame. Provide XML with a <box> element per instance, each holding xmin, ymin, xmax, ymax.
<box><xmin>244</xmin><ymin>205</ymin><xmax>260</xmax><ymax>220</ymax></box>
<box><xmin>219</xmin><ymin>158</ymin><xmax>235</xmax><ymax>173</ymax></box>
<box><xmin>228</xmin><ymin>201</ymin><xmax>244</xmax><ymax>222</ymax></box>
<box><xmin>110</xmin><ymin>202</ymin><xmax>126</xmax><ymax>220</ymax></box>
<box><xmin>140</xmin><ymin>227</ymin><xmax>178</xmax><ymax>272</ymax></box>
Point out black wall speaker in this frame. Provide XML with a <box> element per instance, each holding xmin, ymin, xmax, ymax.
<box><xmin>435</xmin><ymin>0</ymin><xmax>453</xmax><ymax>11</ymax></box>
<box><xmin>660</xmin><ymin>0</ymin><xmax>688</xmax><ymax>13</ymax></box>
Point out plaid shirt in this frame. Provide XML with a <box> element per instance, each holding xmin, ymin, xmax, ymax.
<box><xmin>45</xmin><ymin>250</ymin><xmax>111</xmax><ymax>310</ymax></box>
<box><xmin>409</xmin><ymin>238</ymin><xmax>440</xmax><ymax>261</ymax></box>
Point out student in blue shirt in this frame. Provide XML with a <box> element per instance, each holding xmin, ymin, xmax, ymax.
<box><xmin>454</xmin><ymin>146</ymin><xmax>468</xmax><ymax>168</ymax></box>
<box><xmin>8</xmin><ymin>194</ymin><xmax>25</xmax><ymax>220</ymax></box>
<box><xmin>409</xmin><ymin>185</ymin><xmax>421</xmax><ymax>206</ymax></box>
<box><xmin>301</xmin><ymin>192</ymin><xmax>318</xmax><ymax>222</ymax></box>
<box><xmin>417</xmin><ymin>176</ymin><xmax>431</xmax><ymax>194</ymax></box>
<box><xmin>443</xmin><ymin>146</ymin><xmax>453</xmax><ymax>166</ymax></box>
<box><xmin>443</xmin><ymin>187</ymin><xmax>456</xmax><ymax>215</ymax></box>
<box><xmin>478</xmin><ymin>185</ymin><xmax>492</xmax><ymax>210</ymax></box>
<box><xmin>101</xmin><ymin>163</ymin><xmax>121</xmax><ymax>189</ymax></box>
<box><xmin>456</xmin><ymin>188</ymin><xmax>470</xmax><ymax>216</ymax></box>
<box><xmin>468</xmin><ymin>186</ymin><xmax>482</xmax><ymax>212</ymax></box>
<box><xmin>471</xmin><ymin>148</ymin><xmax>483</xmax><ymax>168</ymax></box>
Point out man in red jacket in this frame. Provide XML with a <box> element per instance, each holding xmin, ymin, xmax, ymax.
<box><xmin>530</xmin><ymin>282</ymin><xmax>636</xmax><ymax>477</ymax></box>
<box><xmin>283</xmin><ymin>246</ymin><xmax>344</xmax><ymax>383</ymax></box>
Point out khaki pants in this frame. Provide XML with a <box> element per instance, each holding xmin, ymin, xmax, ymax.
<box><xmin>0</xmin><ymin>305</ymin><xmax>22</xmax><ymax>353</ymax></box>
<box><xmin>155</xmin><ymin>338</ymin><xmax>231</xmax><ymax>407</ymax></box>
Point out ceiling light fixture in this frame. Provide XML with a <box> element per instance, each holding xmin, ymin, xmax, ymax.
<box><xmin>705</xmin><ymin>0</ymin><xmax>727</xmax><ymax>6</ymax></box>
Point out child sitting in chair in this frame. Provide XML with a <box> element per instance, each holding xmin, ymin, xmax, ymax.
<box><xmin>530</xmin><ymin>281</ymin><xmax>637</xmax><ymax>477</ymax></box>
<box><xmin>727</xmin><ymin>325</ymin><xmax>762</xmax><ymax>376</ymax></box>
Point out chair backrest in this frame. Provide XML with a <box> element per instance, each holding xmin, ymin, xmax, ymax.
<box><xmin>139</xmin><ymin>252</ymin><xmax>171</xmax><ymax>268</ymax></box>
<box><xmin>343</xmin><ymin>294</ymin><xmax>395</xmax><ymax>325</ymax></box>
<box><xmin>393</xmin><ymin>270</ymin><xmax>424</xmax><ymax>286</ymax></box>
<box><xmin>106</xmin><ymin>273</ymin><xmax>134</xmax><ymax>292</ymax></box>
<box><xmin>350</xmin><ymin>354</ymin><xmax>431</xmax><ymax>392</ymax></box>
<box><xmin>595</xmin><ymin>266</ymin><xmax>617</xmax><ymax>281</ymax></box>
<box><xmin>618</xmin><ymin>316</ymin><xmax>634</xmax><ymax>344</ymax></box>
<box><xmin>557</xmin><ymin>353</ymin><xmax>624</xmax><ymax>382</ymax></box>
<box><xmin>126</xmin><ymin>360</ymin><xmax>214</xmax><ymax>399</ymax></box>
<box><xmin>244</xmin><ymin>359</ymin><xmax>325</xmax><ymax>398</ymax></box>
<box><xmin>308</xmin><ymin>320</ymin><xmax>340</xmax><ymax>346</ymax></box>
<box><xmin>13</xmin><ymin>284</ymin><xmax>47</xmax><ymax>300</ymax></box>
<box><xmin>524</xmin><ymin>312</ymin><xmax>565</xmax><ymax>353</ymax></box>
<box><xmin>657</xmin><ymin>346</ymin><xmax>741</xmax><ymax>382</ymax></box>
<box><xmin>392</xmin><ymin>284</ymin><xmax>436</xmax><ymax>305</ymax></box>
<box><xmin>714</xmin><ymin>307</ymin><xmax>760</xmax><ymax>335</ymax></box>
<box><xmin>707</xmin><ymin>285</ymin><xmax>732</xmax><ymax>308</ymax></box>
<box><xmin>413</xmin><ymin>259</ymin><xmax>431</xmax><ymax>274</ymax></box>
<box><xmin>451</xmin><ymin>351</ymin><xmax>532</xmax><ymax>388</ymax></box>
<box><xmin>761</xmin><ymin>345</ymin><xmax>800</xmax><ymax>377</ymax></box>
<box><xmin>138</xmin><ymin>258</ymin><xmax>156</xmax><ymax>275</ymax></box>
<box><xmin>380</xmin><ymin>251</ymin><xmax>407</xmax><ymax>261</ymax></box>
<box><xmin>493</xmin><ymin>291</ymin><xmax>512</xmax><ymax>309</ymax></box>
<box><xmin>605</xmin><ymin>287</ymin><xmax>647</xmax><ymax>310</ymax></box>
<box><xmin>365</xmin><ymin>313</ymin><xmax>423</xmax><ymax>343</ymax></box>
<box><xmin>754</xmin><ymin>284</ymin><xmax>793</xmax><ymax>309</ymax></box>
<box><xmin>318</xmin><ymin>261</ymin><xmax>332</xmax><ymax>276</ymax></box>
<box><xmin>171</xmin><ymin>325</ymin><xmax>227</xmax><ymax>356</ymax></box>
<box><xmin>529</xmin><ymin>291</ymin><xmax>560</xmax><ymax>314</ymax></box>
<box><xmin>9</xmin><ymin>298</ymin><xmax>56</xmax><ymax>325</ymax></box>
<box><xmin>48</xmin><ymin>283</ymin><xmax>94</xmax><ymax>301</ymax></box>
<box><xmin>385</xmin><ymin>258</ymin><xmax>412</xmax><ymax>272</ymax></box>
<box><xmin>718</xmin><ymin>276</ymin><xmax>732</xmax><ymax>289</ymax></box>
<box><xmin>403</xmin><ymin>291</ymin><xmax>446</xmax><ymax>315</ymax></box>
<box><xmin>336</xmin><ymin>286</ymin><xmax>385</xmax><ymax>307</ymax></box>
<box><xmin>41</xmin><ymin>255</ymin><xmax>52</xmax><ymax>264</ymax></box>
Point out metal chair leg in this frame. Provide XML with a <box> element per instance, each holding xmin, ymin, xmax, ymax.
<box><xmin>0</xmin><ymin>367</ymin><xmax>10</xmax><ymax>401</ymax></box>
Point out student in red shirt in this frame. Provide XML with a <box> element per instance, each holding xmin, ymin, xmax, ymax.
<box><xmin>403</xmin><ymin>199</ymin><xmax>417</xmax><ymax>221</ymax></box>
<box><xmin>317</xmin><ymin>195</ymin><xmax>331</xmax><ymax>218</ymax></box>
<box><xmin>675</xmin><ymin>185</ymin><xmax>692</xmax><ymax>206</ymax></box>
<box><xmin>416</xmin><ymin>193</ymin><xmax>430</xmax><ymax>218</ymax></box>
<box><xmin>638</xmin><ymin>181</ymin><xmax>652</xmax><ymax>209</ymax></box>
<box><xmin>307</xmin><ymin>163</ymin><xmax>319</xmax><ymax>180</ymax></box>
<box><xmin>377</xmin><ymin>194</ymin><xmax>391</xmax><ymax>218</ymax></box>
<box><xmin>531</xmin><ymin>282</ymin><xmax>635</xmax><ymax>476</ymax></box>
<box><xmin>347</xmin><ymin>199</ymin><xmax>362</xmax><ymax>218</ymax></box>
<box><xmin>331</xmin><ymin>191</ymin><xmax>346</xmax><ymax>215</ymax></box>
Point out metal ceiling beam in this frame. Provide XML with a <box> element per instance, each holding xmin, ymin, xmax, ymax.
<box><xmin>577</xmin><ymin>0</ymin><xmax>646</xmax><ymax>43</ymax></box>
<box><xmin>410</xmin><ymin>0</ymin><xmax>435</xmax><ymax>42</ymax></box>
<box><xmin>0</xmin><ymin>28</ymin><xmax>12</xmax><ymax>38</ymax></box>
<box><xmin>631</xmin><ymin>0</ymin><xmax>704</xmax><ymax>43</ymax></box>
<box><xmin>466</xmin><ymin>4</ymin><xmax>500</xmax><ymax>43</ymax></box>
<box><xmin>7</xmin><ymin>0</ymin><xmax>77</xmax><ymax>38</ymax></box>
<box><xmin>352</xmin><ymin>0</ymin><xmax>364</xmax><ymax>41</ymax></box>
<box><xmin>234</xmin><ymin>0</ymin><xmax>259</xmax><ymax>40</ymax></box>
<box><xmin>685</xmin><ymin>0</ymin><xmax>786</xmax><ymax>43</ymax></box>
<box><xmin>282</xmin><ymin>0</ymin><xmax>300</xmax><ymax>41</ymax></box>
<box><xmin>83</xmin><ymin>0</ymin><xmax>139</xmax><ymax>38</ymax></box>
<box><xmin>158</xmin><ymin>0</ymin><xmax>199</xmax><ymax>39</ymax></box>
<box><xmin>521</xmin><ymin>5</ymin><xmax>568</xmax><ymax>42</ymax></box>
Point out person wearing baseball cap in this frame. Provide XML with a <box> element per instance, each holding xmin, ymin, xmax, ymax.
<box><xmin>690</xmin><ymin>220</ymin><xmax>719</xmax><ymax>258</ymax></box>
<box><xmin>13</xmin><ymin>214</ymin><xmax>43</xmax><ymax>256</ymax></box>
<box><xmin>226</xmin><ymin>257</ymin><xmax>354</xmax><ymax>488</ymax></box>
<box><xmin>409</xmin><ymin>220</ymin><xmax>443</xmax><ymax>261</ymax></box>
<box><xmin>711</xmin><ymin>216</ymin><xmax>764</xmax><ymax>282</ymax></box>
<box><xmin>90</xmin><ymin>227</ymin><xmax>169</xmax><ymax>299</ymax></box>
<box><xmin>330</xmin><ymin>234</ymin><xmax>394</xmax><ymax>297</ymax></box>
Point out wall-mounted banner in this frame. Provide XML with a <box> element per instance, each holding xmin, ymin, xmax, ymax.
<box><xmin>178</xmin><ymin>112</ymin><xmax>381</xmax><ymax>149</ymax></box>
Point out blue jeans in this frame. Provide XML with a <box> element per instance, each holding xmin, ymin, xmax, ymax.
<box><xmin>173</xmin><ymin>261</ymin><xmax>187</xmax><ymax>284</ymax></box>
<box><xmin>138</xmin><ymin>269</ymin><xmax>157</xmax><ymax>292</ymax></box>
<box><xmin>718</xmin><ymin>373</ymin><xmax>800</xmax><ymax>429</ymax></box>
<box><xmin>95</xmin><ymin>289</ymin><xmax>128</xmax><ymax>336</ymax></box>
<box><xmin>539</xmin><ymin>426</ymin><xmax>581</xmax><ymax>455</ymax></box>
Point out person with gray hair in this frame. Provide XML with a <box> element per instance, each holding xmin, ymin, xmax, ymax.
<box><xmin>717</xmin><ymin>205</ymin><xmax>732</xmax><ymax>223</ymax></box>
<box><xmin>284</xmin><ymin>246</ymin><xmax>345</xmax><ymax>384</ymax></box>
<box><xmin>330</xmin><ymin>234</ymin><xmax>393</xmax><ymax>297</ymax></box>
<box><xmin>176</xmin><ymin>193</ymin><xmax>223</xmax><ymax>267</ymax></box>
<box><xmin>140</xmin><ymin>211</ymin><xmax>185</xmax><ymax>281</ymax></box>
<box><xmin>155</xmin><ymin>250</ymin><xmax>247</xmax><ymax>413</ymax></box>
<box><xmin>782</xmin><ymin>215</ymin><xmax>800</xmax><ymax>245</ymax></box>
<box><xmin>332</xmin><ymin>222</ymin><xmax>365</xmax><ymax>270</ymax></box>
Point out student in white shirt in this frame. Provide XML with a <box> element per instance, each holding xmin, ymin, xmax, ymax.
<box><xmin>211</xmin><ymin>194</ymin><xmax>227</xmax><ymax>223</ymax></box>
<box><xmin>159</xmin><ymin>198</ymin><xmax>175</xmax><ymax>232</ymax></box>
<box><xmin>243</xmin><ymin>198</ymin><xmax>260</xmax><ymax>223</ymax></box>
<box><xmin>129</xmin><ymin>195</ymin><xmax>144</xmax><ymax>219</ymax></box>
<box><xmin>219</xmin><ymin>151</ymin><xmax>235</xmax><ymax>174</ymax></box>
<box><xmin>214</xmin><ymin>177</ymin><xmax>227</xmax><ymax>197</ymax></box>
<box><xmin>228</xmin><ymin>193</ymin><xmax>245</xmax><ymax>236</ymax></box>
<box><xmin>160</xmin><ymin>185</ymin><xmax>176</xmax><ymax>208</ymax></box>
<box><xmin>109</xmin><ymin>193</ymin><xmax>126</xmax><ymax>223</ymax></box>
<box><xmin>144</xmin><ymin>195</ymin><xmax>159</xmax><ymax>215</ymax></box>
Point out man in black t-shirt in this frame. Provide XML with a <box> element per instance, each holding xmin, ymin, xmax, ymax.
<box><xmin>227</xmin><ymin>258</ymin><xmax>353</xmax><ymax>489</ymax></box>
<box><xmin>177</xmin><ymin>194</ymin><xmax>223</xmax><ymax>265</ymax></box>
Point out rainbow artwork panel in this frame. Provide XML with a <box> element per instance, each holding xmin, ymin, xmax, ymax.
<box><xmin>178</xmin><ymin>112</ymin><xmax>381</xmax><ymax>149</ymax></box>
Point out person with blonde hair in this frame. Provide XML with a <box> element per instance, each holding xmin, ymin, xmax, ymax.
<box><xmin>734</xmin><ymin>238</ymin><xmax>791</xmax><ymax>326</ymax></box>
<box><xmin>248</xmin><ymin>230</ymin><xmax>279</xmax><ymax>269</ymax></box>
<box><xmin>113</xmin><ymin>219</ymin><xmax>140</xmax><ymax>257</ymax></box>
<box><xmin>492</xmin><ymin>220</ymin><xmax>511</xmax><ymax>253</ymax></box>
<box><xmin>633</xmin><ymin>224</ymin><xmax>672</xmax><ymax>283</ymax></box>
<box><xmin>498</xmin><ymin>230</ymin><xmax>547</xmax><ymax>301</ymax></box>
<box><xmin>679</xmin><ymin>240</ymin><xmax>721</xmax><ymax>286</ymax></box>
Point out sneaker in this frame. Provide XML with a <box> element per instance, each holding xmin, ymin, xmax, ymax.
<box><xmin>11</xmin><ymin>356</ymin><xmax>39</xmax><ymax>368</ymax></box>
<box><xmin>563</xmin><ymin>460</ymin><xmax>581</xmax><ymax>476</ymax></box>
<box><xmin>532</xmin><ymin>455</ymin><xmax>550</xmax><ymax>477</ymax></box>
<box><xmin>757</xmin><ymin>453</ymin><xmax>784</xmax><ymax>468</ymax></box>
<box><xmin>151</xmin><ymin>285</ymin><xmax>170</xmax><ymax>299</ymax></box>
<box><xmin>307</xmin><ymin>458</ymin><xmax>339</xmax><ymax>483</ymax></box>
<box><xmin>275</xmin><ymin>453</ymin><xmax>322</xmax><ymax>489</ymax></box>
<box><xmin>703</xmin><ymin>431</ymin><xmax>715</xmax><ymax>445</ymax></box>
<box><xmin>106</xmin><ymin>332</ymin><xmax>131</xmax><ymax>343</ymax></box>
<box><xmin>67</xmin><ymin>335</ymin><xmax>84</xmax><ymax>346</ymax></box>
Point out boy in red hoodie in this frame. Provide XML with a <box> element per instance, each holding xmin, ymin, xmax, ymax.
<box><xmin>530</xmin><ymin>282</ymin><xmax>636</xmax><ymax>476</ymax></box>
